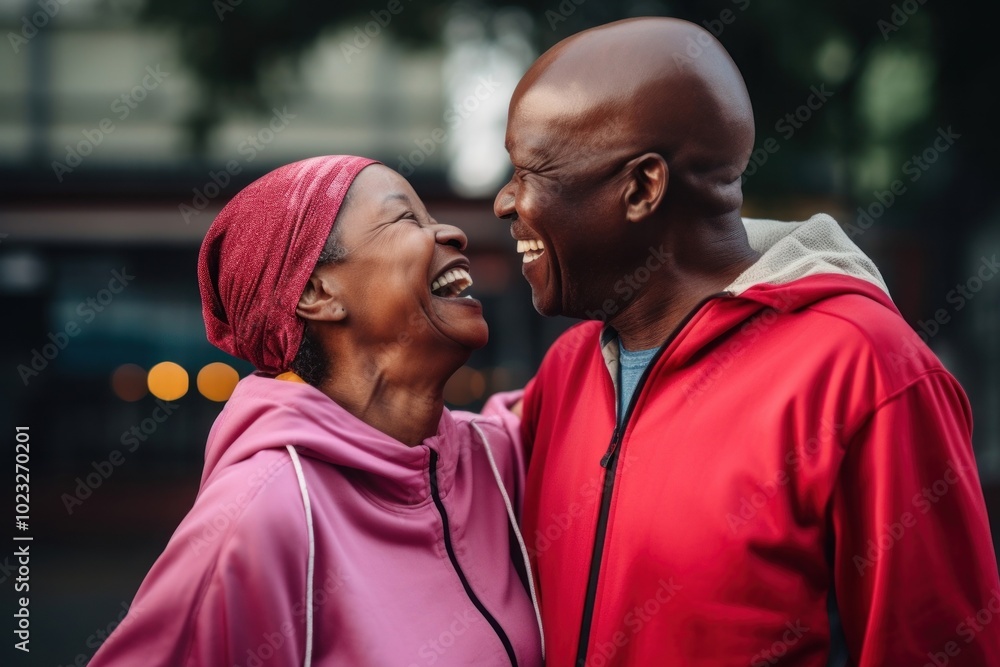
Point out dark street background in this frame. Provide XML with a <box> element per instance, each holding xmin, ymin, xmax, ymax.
<box><xmin>1</xmin><ymin>0</ymin><xmax>998</xmax><ymax>664</ymax></box>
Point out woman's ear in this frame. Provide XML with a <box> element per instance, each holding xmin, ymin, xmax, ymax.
<box><xmin>623</xmin><ymin>153</ymin><xmax>668</xmax><ymax>223</ymax></box>
<box><xmin>296</xmin><ymin>266</ymin><xmax>348</xmax><ymax>323</ymax></box>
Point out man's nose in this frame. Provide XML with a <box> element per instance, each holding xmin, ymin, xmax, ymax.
<box><xmin>493</xmin><ymin>185</ymin><xmax>518</xmax><ymax>221</ymax></box>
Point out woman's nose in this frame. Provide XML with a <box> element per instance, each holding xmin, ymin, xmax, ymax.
<box><xmin>435</xmin><ymin>224</ymin><xmax>468</xmax><ymax>251</ymax></box>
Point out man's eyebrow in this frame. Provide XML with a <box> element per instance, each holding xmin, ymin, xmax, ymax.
<box><xmin>510</xmin><ymin>143</ymin><xmax>550</xmax><ymax>169</ymax></box>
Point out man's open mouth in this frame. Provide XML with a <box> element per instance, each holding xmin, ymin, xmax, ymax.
<box><xmin>517</xmin><ymin>239</ymin><xmax>545</xmax><ymax>264</ymax></box>
<box><xmin>430</xmin><ymin>267</ymin><xmax>473</xmax><ymax>298</ymax></box>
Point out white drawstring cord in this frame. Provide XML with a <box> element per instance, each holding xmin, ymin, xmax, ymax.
<box><xmin>471</xmin><ymin>422</ymin><xmax>546</xmax><ymax>660</ymax></box>
<box><xmin>286</xmin><ymin>445</ymin><xmax>315</xmax><ymax>667</ymax></box>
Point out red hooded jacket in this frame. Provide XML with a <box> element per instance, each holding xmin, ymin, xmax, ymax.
<box><xmin>521</xmin><ymin>215</ymin><xmax>1000</xmax><ymax>666</ymax></box>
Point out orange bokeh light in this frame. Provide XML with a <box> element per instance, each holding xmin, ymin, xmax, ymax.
<box><xmin>197</xmin><ymin>362</ymin><xmax>240</xmax><ymax>402</ymax></box>
<box><xmin>147</xmin><ymin>361</ymin><xmax>189</xmax><ymax>401</ymax></box>
<box><xmin>111</xmin><ymin>363</ymin><xmax>148</xmax><ymax>402</ymax></box>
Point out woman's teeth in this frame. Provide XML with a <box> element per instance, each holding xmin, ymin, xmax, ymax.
<box><xmin>431</xmin><ymin>268</ymin><xmax>473</xmax><ymax>297</ymax></box>
<box><xmin>517</xmin><ymin>239</ymin><xmax>545</xmax><ymax>264</ymax></box>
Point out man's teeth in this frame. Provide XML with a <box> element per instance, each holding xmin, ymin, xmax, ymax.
<box><xmin>430</xmin><ymin>268</ymin><xmax>473</xmax><ymax>297</ymax></box>
<box><xmin>516</xmin><ymin>239</ymin><xmax>545</xmax><ymax>252</ymax></box>
<box><xmin>517</xmin><ymin>239</ymin><xmax>545</xmax><ymax>264</ymax></box>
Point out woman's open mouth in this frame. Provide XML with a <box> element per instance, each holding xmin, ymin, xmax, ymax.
<box><xmin>430</xmin><ymin>267</ymin><xmax>474</xmax><ymax>298</ymax></box>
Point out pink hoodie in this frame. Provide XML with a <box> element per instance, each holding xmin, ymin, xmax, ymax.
<box><xmin>89</xmin><ymin>374</ymin><xmax>544</xmax><ymax>667</ymax></box>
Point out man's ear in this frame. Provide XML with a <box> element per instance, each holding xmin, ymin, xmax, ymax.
<box><xmin>296</xmin><ymin>266</ymin><xmax>348</xmax><ymax>323</ymax></box>
<box><xmin>623</xmin><ymin>153</ymin><xmax>668</xmax><ymax>223</ymax></box>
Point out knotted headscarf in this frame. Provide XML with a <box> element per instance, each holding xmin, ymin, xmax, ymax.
<box><xmin>198</xmin><ymin>155</ymin><xmax>378</xmax><ymax>374</ymax></box>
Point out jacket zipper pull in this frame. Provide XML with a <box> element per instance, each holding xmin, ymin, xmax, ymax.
<box><xmin>600</xmin><ymin>428</ymin><xmax>620</xmax><ymax>468</ymax></box>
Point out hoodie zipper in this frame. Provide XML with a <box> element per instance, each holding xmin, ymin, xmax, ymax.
<box><xmin>429</xmin><ymin>449</ymin><xmax>519</xmax><ymax>666</ymax></box>
<box><xmin>574</xmin><ymin>293</ymin><xmax>728</xmax><ymax>667</ymax></box>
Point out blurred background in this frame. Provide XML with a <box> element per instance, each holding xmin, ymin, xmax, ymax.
<box><xmin>1</xmin><ymin>0</ymin><xmax>998</xmax><ymax>663</ymax></box>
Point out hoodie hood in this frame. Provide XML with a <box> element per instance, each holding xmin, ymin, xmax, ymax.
<box><xmin>721</xmin><ymin>214</ymin><xmax>898</xmax><ymax>318</ymax></box>
<box><xmin>601</xmin><ymin>213</ymin><xmax>899</xmax><ymax>380</ymax></box>
<box><xmin>200</xmin><ymin>374</ymin><xmax>458</xmax><ymax>505</ymax></box>
<box><xmin>729</xmin><ymin>213</ymin><xmax>890</xmax><ymax>297</ymax></box>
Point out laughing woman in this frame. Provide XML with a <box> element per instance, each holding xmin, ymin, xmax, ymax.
<box><xmin>90</xmin><ymin>156</ymin><xmax>543</xmax><ymax>667</ymax></box>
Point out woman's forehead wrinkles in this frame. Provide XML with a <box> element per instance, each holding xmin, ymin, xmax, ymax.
<box><xmin>380</xmin><ymin>191</ymin><xmax>411</xmax><ymax>210</ymax></box>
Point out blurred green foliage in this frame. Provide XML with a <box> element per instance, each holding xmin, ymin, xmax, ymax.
<box><xmin>133</xmin><ymin>0</ymin><xmax>994</xmax><ymax>231</ymax></box>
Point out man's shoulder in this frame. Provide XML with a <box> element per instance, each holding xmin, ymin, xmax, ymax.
<box><xmin>800</xmin><ymin>292</ymin><xmax>949</xmax><ymax>384</ymax></box>
<box><xmin>803</xmin><ymin>292</ymin><xmax>910</xmax><ymax>342</ymax></box>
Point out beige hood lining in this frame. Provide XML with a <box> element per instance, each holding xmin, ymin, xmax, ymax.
<box><xmin>726</xmin><ymin>214</ymin><xmax>890</xmax><ymax>296</ymax></box>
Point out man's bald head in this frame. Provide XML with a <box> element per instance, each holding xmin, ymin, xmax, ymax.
<box><xmin>509</xmin><ymin>17</ymin><xmax>754</xmax><ymax>215</ymax></box>
<box><xmin>495</xmin><ymin>18</ymin><xmax>759</xmax><ymax>320</ymax></box>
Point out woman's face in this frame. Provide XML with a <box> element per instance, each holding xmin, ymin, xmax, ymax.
<box><xmin>321</xmin><ymin>165</ymin><xmax>488</xmax><ymax>354</ymax></box>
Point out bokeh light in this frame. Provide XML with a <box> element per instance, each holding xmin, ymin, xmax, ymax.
<box><xmin>147</xmin><ymin>361</ymin><xmax>189</xmax><ymax>401</ymax></box>
<box><xmin>197</xmin><ymin>362</ymin><xmax>240</xmax><ymax>402</ymax></box>
<box><xmin>444</xmin><ymin>366</ymin><xmax>487</xmax><ymax>405</ymax></box>
<box><xmin>111</xmin><ymin>363</ymin><xmax>148</xmax><ymax>402</ymax></box>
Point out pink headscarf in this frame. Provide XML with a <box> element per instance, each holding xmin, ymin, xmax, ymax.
<box><xmin>198</xmin><ymin>155</ymin><xmax>378</xmax><ymax>374</ymax></box>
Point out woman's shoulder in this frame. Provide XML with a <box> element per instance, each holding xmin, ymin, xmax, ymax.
<box><xmin>450</xmin><ymin>391</ymin><xmax>528</xmax><ymax>487</ymax></box>
<box><xmin>451</xmin><ymin>389</ymin><xmax>522</xmax><ymax>434</ymax></box>
<box><xmin>184</xmin><ymin>448</ymin><xmax>309</xmax><ymax>560</ymax></box>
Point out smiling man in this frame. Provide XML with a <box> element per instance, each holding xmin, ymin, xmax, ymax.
<box><xmin>495</xmin><ymin>17</ymin><xmax>1000</xmax><ymax>667</ymax></box>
